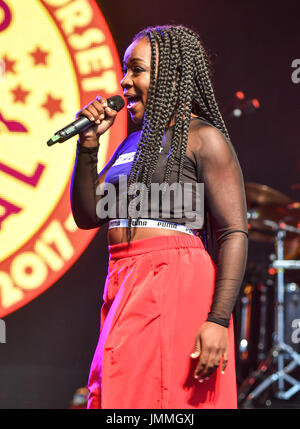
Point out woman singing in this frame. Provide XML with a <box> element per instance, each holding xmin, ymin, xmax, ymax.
<box><xmin>70</xmin><ymin>24</ymin><xmax>248</xmax><ymax>409</ymax></box>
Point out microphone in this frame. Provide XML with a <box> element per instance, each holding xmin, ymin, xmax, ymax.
<box><xmin>47</xmin><ymin>95</ymin><xmax>125</xmax><ymax>146</ymax></box>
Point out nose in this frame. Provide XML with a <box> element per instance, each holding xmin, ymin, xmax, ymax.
<box><xmin>120</xmin><ymin>71</ymin><xmax>132</xmax><ymax>89</ymax></box>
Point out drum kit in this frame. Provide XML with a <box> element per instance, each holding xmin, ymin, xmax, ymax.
<box><xmin>237</xmin><ymin>182</ymin><xmax>300</xmax><ymax>407</ymax></box>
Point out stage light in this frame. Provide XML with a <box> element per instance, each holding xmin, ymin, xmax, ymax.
<box><xmin>252</xmin><ymin>98</ymin><xmax>260</xmax><ymax>109</ymax></box>
<box><xmin>222</xmin><ymin>91</ymin><xmax>260</xmax><ymax>118</ymax></box>
<box><xmin>242</xmin><ymin>98</ymin><xmax>261</xmax><ymax>115</ymax></box>
<box><xmin>239</xmin><ymin>339</ymin><xmax>248</xmax><ymax>352</ymax></box>
<box><xmin>233</xmin><ymin>108</ymin><xmax>242</xmax><ymax>117</ymax></box>
<box><xmin>235</xmin><ymin>91</ymin><xmax>245</xmax><ymax>100</ymax></box>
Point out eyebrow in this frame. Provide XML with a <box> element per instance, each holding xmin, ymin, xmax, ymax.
<box><xmin>123</xmin><ymin>57</ymin><xmax>147</xmax><ymax>65</ymax></box>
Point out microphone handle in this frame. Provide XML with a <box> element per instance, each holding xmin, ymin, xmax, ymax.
<box><xmin>57</xmin><ymin>116</ymin><xmax>92</xmax><ymax>141</ymax></box>
<box><xmin>47</xmin><ymin>116</ymin><xmax>92</xmax><ymax>146</ymax></box>
<box><xmin>47</xmin><ymin>97</ymin><xmax>119</xmax><ymax>146</ymax></box>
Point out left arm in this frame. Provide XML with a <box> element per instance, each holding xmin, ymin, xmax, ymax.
<box><xmin>191</xmin><ymin>125</ymin><xmax>248</xmax><ymax>380</ymax></box>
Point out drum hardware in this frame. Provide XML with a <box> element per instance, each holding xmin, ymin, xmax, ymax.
<box><xmin>238</xmin><ymin>221</ymin><xmax>300</xmax><ymax>406</ymax></box>
<box><xmin>257</xmin><ymin>283</ymin><xmax>269</xmax><ymax>361</ymax></box>
<box><xmin>238</xmin><ymin>284</ymin><xmax>253</xmax><ymax>360</ymax></box>
<box><xmin>245</xmin><ymin>183</ymin><xmax>295</xmax><ymax>244</ymax></box>
<box><xmin>235</xmin><ymin>269</ymin><xmax>275</xmax><ymax>386</ymax></box>
<box><xmin>238</xmin><ymin>281</ymin><xmax>271</xmax><ymax>362</ymax></box>
<box><xmin>284</xmin><ymin>283</ymin><xmax>300</xmax><ymax>355</ymax></box>
<box><xmin>272</xmin><ymin>260</ymin><xmax>300</xmax><ymax>270</ymax></box>
<box><xmin>247</xmin><ymin>203</ymin><xmax>300</xmax><ymax>243</ymax></box>
<box><xmin>239</xmin><ymin>185</ymin><xmax>300</xmax><ymax>405</ymax></box>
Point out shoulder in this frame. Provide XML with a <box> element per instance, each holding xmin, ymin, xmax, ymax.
<box><xmin>190</xmin><ymin>117</ymin><xmax>227</xmax><ymax>151</ymax></box>
<box><xmin>189</xmin><ymin>117</ymin><xmax>237</xmax><ymax>163</ymax></box>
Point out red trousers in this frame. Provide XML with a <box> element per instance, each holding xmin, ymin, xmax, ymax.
<box><xmin>87</xmin><ymin>234</ymin><xmax>237</xmax><ymax>409</ymax></box>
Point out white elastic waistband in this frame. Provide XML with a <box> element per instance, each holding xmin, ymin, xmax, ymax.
<box><xmin>108</xmin><ymin>218</ymin><xmax>200</xmax><ymax>237</ymax></box>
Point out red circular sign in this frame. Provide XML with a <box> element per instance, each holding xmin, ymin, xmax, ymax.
<box><xmin>0</xmin><ymin>0</ymin><xmax>127</xmax><ymax>317</ymax></box>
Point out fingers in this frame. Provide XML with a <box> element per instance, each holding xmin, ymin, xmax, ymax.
<box><xmin>221</xmin><ymin>350</ymin><xmax>228</xmax><ymax>374</ymax></box>
<box><xmin>193</xmin><ymin>346</ymin><xmax>226</xmax><ymax>382</ymax></box>
<box><xmin>77</xmin><ymin>96</ymin><xmax>117</xmax><ymax>124</ymax></box>
<box><xmin>84</xmin><ymin>104</ymin><xmax>102</xmax><ymax>123</ymax></box>
<box><xmin>193</xmin><ymin>349</ymin><xmax>209</xmax><ymax>379</ymax></box>
<box><xmin>190</xmin><ymin>337</ymin><xmax>201</xmax><ymax>360</ymax></box>
<box><xmin>197</xmin><ymin>352</ymin><xmax>221</xmax><ymax>381</ymax></box>
<box><xmin>104</xmin><ymin>105</ymin><xmax>117</xmax><ymax>119</ymax></box>
<box><xmin>191</xmin><ymin>323</ymin><xmax>229</xmax><ymax>383</ymax></box>
<box><xmin>79</xmin><ymin>98</ymin><xmax>105</xmax><ymax>124</ymax></box>
<box><xmin>94</xmin><ymin>96</ymin><xmax>118</xmax><ymax>121</ymax></box>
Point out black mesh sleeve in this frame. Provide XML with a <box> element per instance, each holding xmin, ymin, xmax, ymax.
<box><xmin>194</xmin><ymin>124</ymin><xmax>248</xmax><ymax>328</ymax></box>
<box><xmin>70</xmin><ymin>137</ymin><xmax>128</xmax><ymax>228</ymax></box>
<box><xmin>70</xmin><ymin>142</ymin><xmax>102</xmax><ymax>229</ymax></box>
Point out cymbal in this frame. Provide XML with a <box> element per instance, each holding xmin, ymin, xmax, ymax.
<box><xmin>251</xmin><ymin>203</ymin><xmax>300</xmax><ymax>224</ymax></box>
<box><xmin>247</xmin><ymin>198</ymin><xmax>300</xmax><ymax>243</ymax></box>
<box><xmin>245</xmin><ymin>182</ymin><xmax>292</xmax><ymax>207</ymax></box>
<box><xmin>251</xmin><ymin>204</ymin><xmax>287</xmax><ymax>222</ymax></box>
<box><xmin>246</xmin><ymin>183</ymin><xmax>294</xmax><ymax>242</ymax></box>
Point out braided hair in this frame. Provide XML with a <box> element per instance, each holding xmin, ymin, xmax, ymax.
<box><xmin>125</xmin><ymin>25</ymin><xmax>230</xmax><ymax>246</ymax></box>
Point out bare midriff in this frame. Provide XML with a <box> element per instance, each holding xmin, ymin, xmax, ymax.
<box><xmin>107</xmin><ymin>226</ymin><xmax>190</xmax><ymax>245</ymax></box>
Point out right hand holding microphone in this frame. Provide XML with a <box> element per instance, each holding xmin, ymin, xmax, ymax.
<box><xmin>46</xmin><ymin>95</ymin><xmax>124</xmax><ymax>147</ymax></box>
<box><xmin>77</xmin><ymin>95</ymin><xmax>118</xmax><ymax>145</ymax></box>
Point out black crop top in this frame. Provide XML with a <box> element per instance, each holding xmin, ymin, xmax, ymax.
<box><xmin>70</xmin><ymin>116</ymin><xmax>248</xmax><ymax>328</ymax></box>
<box><xmin>100</xmin><ymin>120</ymin><xmax>202</xmax><ymax>228</ymax></box>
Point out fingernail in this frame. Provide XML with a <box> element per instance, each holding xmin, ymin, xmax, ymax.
<box><xmin>95</xmin><ymin>119</ymin><xmax>100</xmax><ymax>124</ymax></box>
<box><xmin>198</xmin><ymin>379</ymin><xmax>204</xmax><ymax>383</ymax></box>
<box><xmin>194</xmin><ymin>374</ymin><xmax>198</xmax><ymax>379</ymax></box>
<box><xmin>190</xmin><ymin>353</ymin><xmax>197</xmax><ymax>358</ymax></box>
<box><xmin>100</xmin><ymin>114</ymin><xmax>104</xmax><ymax>119</ymax></box>
<box><xmin>205</xmin><ymin>377</ymin><xmax>210</xmax><ymax>380</ymax></box>
<box><xmin>221</xmin><ymin>370</ymin><xmax>225</xmax><ymax>375</ymax></box>
<box><xmin>90</xmin><ymin>116</ymin><xmax>95</xmax><ymax>121</ymax></box>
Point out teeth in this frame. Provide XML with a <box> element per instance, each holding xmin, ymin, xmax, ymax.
<box><xmin>127</xmin><ymin>98</ymin><xmax>140</xmax><ymax>107</ymax></box>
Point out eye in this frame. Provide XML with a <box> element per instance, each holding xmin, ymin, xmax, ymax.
<box><xmin>132</xmin><ymin>67</ymin><xmax>144</xmax><ymax>74</ymax></box>
<box><xmin>122</xmin><ymin>65</ymin><xmax>145</xmax><ymax>76</ymax></box>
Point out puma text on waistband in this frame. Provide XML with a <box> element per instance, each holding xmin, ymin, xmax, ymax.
<box><xmin>108</xmin><ymin>218</ymin><xmax>200</xmax><ymax>237</ymax></box>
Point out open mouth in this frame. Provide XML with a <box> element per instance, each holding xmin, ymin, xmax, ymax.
<box><xmin>126</xmin><ymin>95</ymin><xmax>141</xmax><ymax>109</ymax></box>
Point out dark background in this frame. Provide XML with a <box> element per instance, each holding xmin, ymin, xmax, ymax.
<box><xmin>0</xmin><ymin>0</ymin><xmax>299</xmax><ymax>409</ymax></box>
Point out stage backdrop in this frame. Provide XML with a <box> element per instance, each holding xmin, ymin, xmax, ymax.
<box><xmin>0</xmin><ymin>0</ymin><xmax>299</xmax><ymax>408</ymax></box>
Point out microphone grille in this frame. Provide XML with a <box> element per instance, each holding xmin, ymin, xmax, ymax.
<box><xmin>107</xmin><ymin>95</ymin><xmax>125</xmax><ymax>112</ymax></box>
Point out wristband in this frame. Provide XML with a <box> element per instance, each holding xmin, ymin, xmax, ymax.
<box><xmin>76</xmin><ymin>141</ymin><xmax>99</xmax><ymax>153</ymax></box>
<box><xmin>206</xmin><ymin>316</ymin><xmax>229</xmax><ymax>328</ymax></box>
